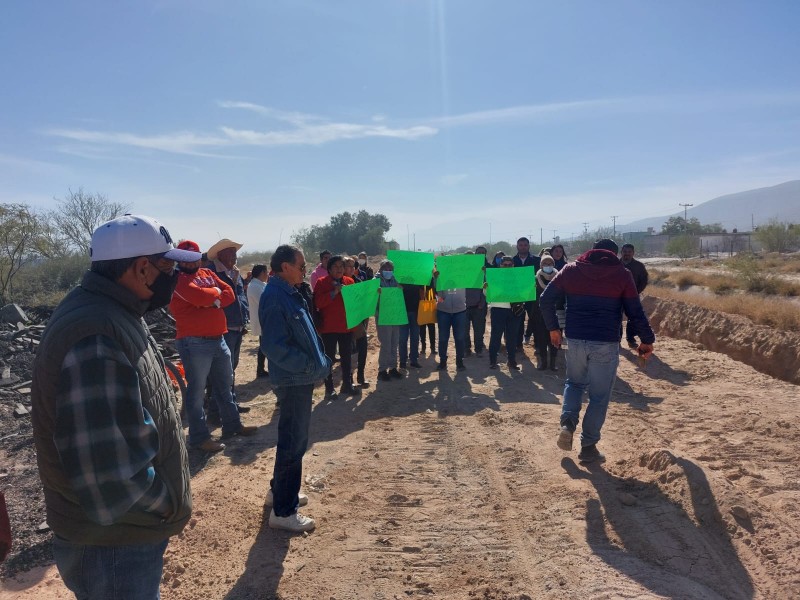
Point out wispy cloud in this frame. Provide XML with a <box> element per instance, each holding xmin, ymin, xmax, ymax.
<box><xmin>440</xmin><ymin>173</ymin><xmax>468</xmax><ymax>186</ymax></box>
<box><xmin>44</xmin><ymin>102</ymin><xmax>438</xmax><ymax>156</ymax></box>
<box><xmin>42</xmin><ymin>91</ymin><xmax>800</xmax><ymax>158</ymax></box>
<box><xmin>428</xmin><ymin>98</ymin><xmax>626</xmax><ymax>127</ymax></box>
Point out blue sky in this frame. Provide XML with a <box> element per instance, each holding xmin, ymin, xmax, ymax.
<box><xmin>2</xmin><ymin>1</ymin><xmax>800</xmax><ymax>252</ymax></box>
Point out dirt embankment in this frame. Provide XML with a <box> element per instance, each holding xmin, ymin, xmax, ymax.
<box><xmin>642</xmin><ymin>294</ymin><xmax>800</xmax><ymax>385</ymax></box>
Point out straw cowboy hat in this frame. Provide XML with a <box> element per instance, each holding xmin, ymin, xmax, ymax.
<box><xmin>207</xmin><ymin>238</ymin><xmax>243</xmax><ymax>260</ymax></box>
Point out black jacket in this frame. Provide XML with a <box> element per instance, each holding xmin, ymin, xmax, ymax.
<box><xmin>622</xmin><ymin>258</ymin><xmax>649</xmax><ymax>294</ymax></box>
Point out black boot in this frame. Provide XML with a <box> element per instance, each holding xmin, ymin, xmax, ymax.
<box><xmin>549</xmin><ymin>347</ymin><xmax>558</xmax><ymax>371</ymax></box>
<box><xmin>536</xmin><ymin>351</ymin><xmax>547</xmax><ymax>370</ymax></box>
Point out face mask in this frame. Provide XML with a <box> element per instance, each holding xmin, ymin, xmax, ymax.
<box><xmin>543</xmin><ymin>266</ymin><xmax>554</xmax><ymax>274</ymax></box>
<box><xmin>359</xmin><ymin>259</ymin><xmax>367</xmax><ymax>265</ymax></box>
<box><xmin>147</xmin><ymin>270</ymin><xmax>179</xmax><ymax>311</ymax></box>
<box><xmin>495</xmin><ymin>257</ymin><xmax>503</xmax><ymax>265</ymax></box>
<box><xmin>382</xmin><ymin>270</ymin><xmax>394</xmax><ymax>280</ymax></box>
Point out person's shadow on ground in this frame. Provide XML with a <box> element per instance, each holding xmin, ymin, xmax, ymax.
<box><xmin>562</xmin><ymin>452</ymin><xmax>754</xmax><ymax>599</ymax></box>
<box><xmin>224</xmin><ymin>504</ymin><xmax>290</xmax><ymax>600</ymax></box>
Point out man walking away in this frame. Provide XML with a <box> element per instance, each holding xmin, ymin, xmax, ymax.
<box><xmin>540</xmin><ymin>238</ymin><xmax>654</xmax><ymax>463</ymax></box>
<box><xmin>260</xmin><ymin>245</ymin><xmax>331</xmax><ymax>532</ymax></box>
<box><xmin>620</xmin><ymin>243</ymin><xmax>649</xmax><ymax>349</ymax></box>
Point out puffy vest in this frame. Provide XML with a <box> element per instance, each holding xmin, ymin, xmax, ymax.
<box><xmin>31</xmin><ymin>271</ymin><xmax>192</xmax><ymax>545</ymax></box>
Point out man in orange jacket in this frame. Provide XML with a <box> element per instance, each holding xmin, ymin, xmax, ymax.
<box><xmin>170</xmin><ymin>240</ymin><xmax>257</xmax><ymax>452</ymax></box>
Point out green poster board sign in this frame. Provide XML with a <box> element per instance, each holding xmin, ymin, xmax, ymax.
<box><xmin>377</xmin><ymin>287</ymin><xmax>408</xmax><ymax>325</ymax></box>
<box><xmin>485</xmin><ymin>266</ymin><xmax>537</xmax><ymax>303</ymax></box>
<box><xmin>341</xmin><ymin>278</ymin><xmax>380</xmax><ymax>329</ymax></box>
<box><xmin>387</xmin><ymin>250</ymin><xmax>434</xmax><ymax>285</ymax></box>
<box><xmin>435</xmin><ymin>254</ymin><xmax>485</xmax><ymax>289</ymax></box>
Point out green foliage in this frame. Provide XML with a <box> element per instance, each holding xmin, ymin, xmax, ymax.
<box><xmin>13</xmin><ymin>254</ymin><xmax>89</xmax><ymax>305</ymax></box>
<box><xmin>291</xmin><ymin>210</ymin><xmax>392</xmax><ymax>256</ymax></box>
<box><xmin>727</xmin><ymin>254</ymin><xmax>780</xmax><ymax>294</ymax></box>
<box><xmin>661</xmin><ymin>216</ymin><xmax>725</xmax><ymax>235</ymax></box>
<box><xmin>0</xmin><ymin>204</ymin><xmax>44</xmax><ymax>303</ymax></box>
<box><xmin>753</xmin><ymin>219</ymin><xmax>799</xmax><ymax>253</ymax></box>
<box><xmin>666</xmin><ymin>234</ymin><xmax>698</xmax><ymax>260</ymax></box>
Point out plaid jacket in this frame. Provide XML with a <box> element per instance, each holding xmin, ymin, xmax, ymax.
<box><xmin>54</xmin><ymin>335</ymin><xmax>171</xmax><ymax>525</ymax></box>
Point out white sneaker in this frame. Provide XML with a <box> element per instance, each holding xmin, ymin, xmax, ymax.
<box><xmin>268</xmin><ymin>509</ymin><xmax>316</xmax><ymax>532</ymax></box>
<box><xmin>265</xmin><ymin>488</ymin><xmax>308</xmax><ymax>507</ymax></box>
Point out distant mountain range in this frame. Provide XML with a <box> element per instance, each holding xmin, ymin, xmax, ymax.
<box><xmin>621</xmin><ymin>180</ymin><xmax>800</xmax><ymax>233</ymax></box>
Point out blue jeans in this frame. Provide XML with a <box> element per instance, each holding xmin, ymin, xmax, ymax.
<box><xmin>488</xmin><ymin>307</ymin><xmax>522</xmax><ymax>364</ymax></box>
<box><xmin>270</xmin><ymin>384</ymin><xmax>314</xmax><ymax>517</ymax></box>
<box><xmin>53</xmin><ymin>535</ymin><xmax>168</xmax><ymax>599</ymax></box>
<box><xmin>399</xmin><ymin>312</ymin><xmax>420</xmax><ymax>365</ymax></box>
<box><xmin>176</xmin><ymin>336</ymin><xmax>242</xmax><ymax>446</ymax></box>
<box><xmin>561</xmin><ymin>338</ymin><xmax>620</xmax><ymax>447</ymax></box>
<box><xmin>437</xmin><ymin>310</ymin><xmax>466</xmax><ymax>363</ymax></box>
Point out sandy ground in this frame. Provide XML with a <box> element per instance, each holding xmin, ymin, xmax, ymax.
<box><xmin>3</xmin><ymin>309</ymin><xmax>800</xmax><ymax>599</ymax></box>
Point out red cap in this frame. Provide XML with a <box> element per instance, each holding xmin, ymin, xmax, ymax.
<box><xmin>177</xmin><ymin>240</ymin><xmax>201</xmax><ymax>253</ymax></box>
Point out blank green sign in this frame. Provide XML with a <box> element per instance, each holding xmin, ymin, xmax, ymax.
<box><xmin>435</xmin><ymin>254</ymin><xmax>485</xmax><ymax>289</ymax></box>
<box><xmin>341</xmin><ymin>278</ymin><xmax>380</xmax><ymax>329</ymax></box>
<box><xmin>387</xmin><ymin>250</ymin><xmax>434</xmax><ymax>285</ymax></box>
<box><xmin>485</xmin><ymin>266</ymin><xmax>537</xmax><ymax>303</ymax></box>
<box><xmin>377</xmin><ymin>287</ymin><xmax>408</xmax><ymax>325</ymax></box>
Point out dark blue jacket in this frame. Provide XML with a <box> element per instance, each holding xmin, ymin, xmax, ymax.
<box><xmin>539</xmin><ymin>249</ymin><xmax>655</xmax><ymax>344</ymax></box>
<box><xmin>259</xmin><ymin>275</ymin><xmax>331</xmax><ymax>386</ymax></box>
<box><xmin>207</xmin><ymin>263</ymin><xmax>248</xmax><ymax>329</ymax></box>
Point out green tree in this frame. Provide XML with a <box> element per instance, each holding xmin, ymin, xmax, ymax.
<box><xmin>0</xmin><ymin>204</ymin><xmax>44</xmax><ymax>302</ymax></box>
<box><xmin>662</xmin><ymin>216</ymin><xmax>724</xmax><ymax>235</ymax></box>
<box><xmin>666</xmin><ymin>234</ymin><xmax>698</xmax><ymax>260</ymax></box>
<box><xmin>292</xmin><ymin>211</ymin><xmax>392</xmax><ymax>255</ymax></box>
<box><xmin>754</xmin><ymin>219</ymin><xmax>799</xmax><ymax>253</ymax></box>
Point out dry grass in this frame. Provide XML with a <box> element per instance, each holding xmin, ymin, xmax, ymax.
<box><xmin>646</xmin><ymin>287</ymin><xmax>800</xmax><ymax>332</ymax></box>
<box><xmin>650</xmin><ymin>265</ymin><xmax>800</xmax><ymax>297</ymax></box>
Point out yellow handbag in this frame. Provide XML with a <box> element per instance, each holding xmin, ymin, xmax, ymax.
<box><xmin>417</xmin><ymin>286</ymin><xmax>438</xmax><ymax>326</ymax></box>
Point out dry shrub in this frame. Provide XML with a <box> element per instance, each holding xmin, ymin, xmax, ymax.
<box><xmin>674</xmin><ymin>272</ymin><xmax>702</xmax><ymax>289</ymax></box>
<box><xmin>646</xmin><ymin>287</ymin><xmax>800</xmax><ymax>332</ymax></box>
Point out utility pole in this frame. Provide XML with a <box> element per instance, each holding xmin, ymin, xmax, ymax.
<box><xmin>582</xmin><ymin>222</ymin><xmax>589</xmax><ymax>234</ymax></box>
<box><xmin>407</xmin><ymin>224</ymin><xmax>410</xmax><ymax>250</ymax></box>
<box><xmin>540</xmin><ymin>228</ymin><xmax>543</xmax><ymax>245</ymax></box>
<box><xmin>489</xmin><ymin>222</ymin><xmax>492</xmax><ymax>247</ymax></box>
<box><xmin>679</xmin><ymin>203</ymin><xmax>693</xmax><ymax>222</ymax></box>
<box><xmin>552</xmin><ymin>229</ymin><xmax>557</xmax><ymax>243</ymax></box>
<box><xmin>610</xmin><ymin>216</ymin><xmax>618</xmax><ymax>236</ymax></box>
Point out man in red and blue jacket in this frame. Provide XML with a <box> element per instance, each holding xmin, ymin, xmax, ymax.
<box><xmin>540</xmin><ymin>238</ymin><xmax>655</xmax><ymax>463</ymax></box>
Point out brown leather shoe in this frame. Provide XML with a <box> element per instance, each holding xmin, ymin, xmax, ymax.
<box><xmin>222</xmin><ymin>424</ymin><xmax>258</xmax><ymax>439</ymax></box>
<box><xmin>196</xmin><ymin>439</ymin><xmax>225</xmax><ymax>453</ymax></box>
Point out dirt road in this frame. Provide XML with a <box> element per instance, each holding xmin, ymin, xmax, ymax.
<box><xmin>3</xmin><ymin>321</ymin><xmax>799</xmax><ymax>599</ymax></box>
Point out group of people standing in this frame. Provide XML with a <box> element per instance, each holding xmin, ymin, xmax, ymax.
<box><xmin>28</xmin><ymin>210</ymin><xmax>655</xmax><ymax>599</ymax></box>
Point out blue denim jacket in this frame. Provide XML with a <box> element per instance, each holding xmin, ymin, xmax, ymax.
<box><xmin>259</xmin><ymin>275</ymin><xmax>331</xmax><ymax>387</ymax></box>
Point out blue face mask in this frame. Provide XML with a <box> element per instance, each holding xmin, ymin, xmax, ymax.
<box><xmin>495</xmin><ymin>257</ymin><xmax>503</xmax><ymax>265</ymax></box>
<box><xmin>543</xmin><ymin>266</ymin><xmax>554</xmax><ymax>274</ymax></box>
<box><xmin>382</xmin><ymin>270</ymin><xmax>394</xmax><ymax>279</ymax></box>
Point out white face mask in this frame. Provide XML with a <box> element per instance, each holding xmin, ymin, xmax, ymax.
<box><xmin>359</xmin><ymin>259</ymin><xmax>367</xmax><ymax>265</ymax></box>
<box><xmin>382</xmin><ymin>270</ymin><xmax>394</xmax><ymax>279</ymax></box>
<box><xmin>543</xmin><ymin>266</ymin><xmax>554</xmax><ymax>274</ymax></box>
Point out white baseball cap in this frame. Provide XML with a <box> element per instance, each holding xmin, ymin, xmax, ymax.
<box><xmin>90</xmin><ymin>214</ymin><xmax>202</xmax><ymax>262</ymax></box>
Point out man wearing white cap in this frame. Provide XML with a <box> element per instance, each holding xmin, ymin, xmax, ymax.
<box><xmin>31</xmin><ymin>215</ymin><xmax>199</xmax><ymax>599</ymax></box>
